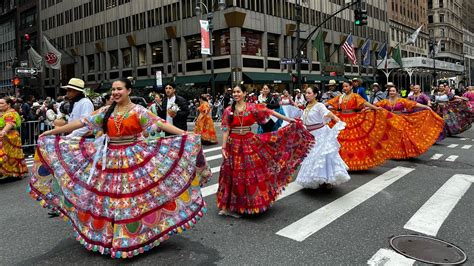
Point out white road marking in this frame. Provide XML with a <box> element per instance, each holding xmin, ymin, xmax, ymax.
<box><xmin>206</xmin><ymin>154</ymin><xmax>223</xmax><ymax>161</ymax></box>
<box><xmin>460</xmin><ymin>138</ymin><xmax>467</xmax><ymax>140</ymax></box>
<box><xmin>203</xmin><ymin>146</ymin><xmax>222</xmax><ymax>153</ymax></box>
<box><xmin>367</xmin><ymin>248</ymin><xmax>415</xmax><ymax>266</ymax></box>
<box><xmin>445</xmin><ymin>155</ymin><xmax>459</xmax><ymax>162</ymax></box>
<box><xmin>276</xmin><ymin>167</ymin><xmax>414</xmax><ymax>242</ymax></box>
<box><xmin>202</xmin><ymin>184</ymin><xmax>218</xmax><ymax>197</ymax></box>
<box><xmin>461</xmin><ymin>145</ymin><xmax>472</xmax><ymax>149</ymax></box>
<box><xmin>447</xmin><ymin>144</ymin><xmax>458</xmax><ymax>148</ymax></box>
<box><xmin>404</xmin><ymin>174</ymin><xmax>474</xmax><ymax>236</ymax></box>
<box><xmin>211</xmin><ymin>166</ymin><xmax>220</xmax><ymax>174</ymax></box>
<box><xmin>430</xmin><ymin>153</ymin><xmax>443</xmax><ymax>160</ymax></box>
<box><xmin>201</xmin><ymin>181</ymin><xmax>303</xmax><ymax>201</ymax></box>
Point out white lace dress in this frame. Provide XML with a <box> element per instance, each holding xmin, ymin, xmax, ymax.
<box><xmin>295</xmin><ymin>103</ymin><xmax>350</xmax><ymax>188</ymax></box>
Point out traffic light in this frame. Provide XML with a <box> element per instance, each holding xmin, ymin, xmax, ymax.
<box><xmin>291</xmin><ymin>74</ymin><xmax>297</xmax><ymax>84</ymax></box>
<box><xmin>12</xmin><ymin>77</ymin><xmax>21</xmax><ymax>87</ymax></box>
<box><xmin>22</xmin><ymin>33</ymin><xmax>31</xmax><ymax>50</ymax></box>
<box><xmin>354</xmin><ymin>9</ymin><xmax>368</xmax><ymax>26</ymax></box>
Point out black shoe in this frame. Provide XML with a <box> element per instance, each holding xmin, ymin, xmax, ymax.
<box><xmin>48</xmin><ymin>210</ymin><xmax>60</xmax><ymax>217</ymax></box>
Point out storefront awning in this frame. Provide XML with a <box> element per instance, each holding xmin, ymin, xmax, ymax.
<box><xmin>306</xmin><ymin>75</ymin><xmax>347</xmax><ymax>83</ymax></box>
<box><xmin>214</xmin><ymin>73</ymin><xmax>230</xmax><ymax>83</ymax></box>
<box><xmin>133</xmin><ymin>79</ymin><xmax>156</xmax><ymax>88</ymax></box>
<box><xmin>243</xmin><ymin>72</ymin><xmax>291</xmax><ymax>84</ymax></box>
<box><xmin>175</xmin><ymin>74</ymin><xmax>211</xmax><ymax>85</ymax></box>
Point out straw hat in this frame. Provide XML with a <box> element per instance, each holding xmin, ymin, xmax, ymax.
<box><xmin>385</xmin><ymin>82</ymin><xmax>396</xmax><ymax>88</ymax></box>
<box><xmin>351</xmin><ymin>77</ymin><xmax>362</xmax><ymax>83</ymax></box>
<box><xmin>372</xmin><ymin>82</ymin><xmax>381</xmax><ymax>88</ymax></box>
<box><xmin>328</xmin><ymin>80</ymin><xmax>337</xmax><ymax>86</ymax></box>
<box><xmin>61</xmin><ymin>78</ymin><xmax>85</xmax><ymax>93</ymax></box>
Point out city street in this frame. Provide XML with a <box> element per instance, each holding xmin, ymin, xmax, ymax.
<box><xmin>0</xmin><ymin>123</ymin><xmax>473</xmax><ymax>265</ymax></box>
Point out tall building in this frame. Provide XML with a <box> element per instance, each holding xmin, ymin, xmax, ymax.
<box><xmin>387</xmin><ymin>0</ymin><xmax>429</xmax><ymax>57</ymax></box>
<box><xmin>427</xmin><ymin>0</ymin><xmax>463</xmax><ymax>63</ymax></box>
<box><xmin>38</xmin><ymin>0</ymin><xmax>387</xmax><ymax>98</ymax></box>
<box><xmin>0</xmin><ymin>0</ymin><xmax>16</xmax><ymax>94</ymax></box>
<box><xmin>462</xmin><ymin>0</ymin><xmax>474</xmax><ymax>85</ymax></box>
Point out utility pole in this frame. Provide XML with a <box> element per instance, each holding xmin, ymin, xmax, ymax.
<box><xmin>295</xmin><ymin>1</ymin><xmax>302</xmax><ymax>94</ymax></box>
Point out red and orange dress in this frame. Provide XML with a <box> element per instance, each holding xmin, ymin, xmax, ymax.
<box><xmin>217</xmin><ymin>103</ymin><xmax>313</xmax><ymax>214</ymax></box>
<box><xmin>326</xmin><ymin>93</ymin><xmax>394</xmax><ymax>171</ymax></box>
<box><xmin>376</xmin><ymin>98</ymin><xmax>444</xmax><ymax>159</ymax></box>
<box><xmin>28</xmin><ymin>104</ymin><xmax>211</xmax><ymax>258</ymax></box>
<box><xmin>0</xmin><ymin>109</ymin><xmax>27</xmax><ymax>179</ymax></box>
<box><xmin>194</xmin><ymin>101</ymin><xmax>218</xmax><ymax>144</ymax></box>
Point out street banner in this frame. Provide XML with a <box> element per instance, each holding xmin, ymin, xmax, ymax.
<box><xmin>200</xmin><ymin>20</ymin><xmax>211</xmax><ymax>55</ymax></box>
<box><xmin>43</xmin><ymin>36</ymin><xmax>62</xmax><ymax>69</ymax></box>
<box><xmin>155</xmin><ymin>70</ymin><xmax>162</xmax><ymax>88</ymax></box>
<box><xmin>28</xmin><ymin>47</ymin><xmax>43</xmax><ymax>70</ymax></box>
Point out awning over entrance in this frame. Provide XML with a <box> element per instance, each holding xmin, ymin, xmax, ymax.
<box><xmin>133</xmin><ymin>79</ymin><xmax>155</xmax><ymax>88</ymax></box>
<box><xmin>244</xmin><ymin>72</ymin><xmax>291</xmax><ymax>84</ymax></box>
<box><xmin>214</xmin><ymin>73</ymin><xmax>230</xmax><ymax>83</ymax></box>
<box><xmin>175</xmin><ymin>74</ymin><xmax>211</xmax><ymax>85</ymax></box>
<box><xmin>306</xmin><ymin>74</ymin><xmax>347</xmax><ymax>83</ymax></box>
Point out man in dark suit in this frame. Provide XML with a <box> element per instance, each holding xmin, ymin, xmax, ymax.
<box><xmin>157</xmin><ymin>82</ymin><xmax>189</xmax><ymax>133</ymax></box>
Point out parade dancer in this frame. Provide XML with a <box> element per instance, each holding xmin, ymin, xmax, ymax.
<box><xmin>28</xmin><ymin>78</ymin><xmax>211</xmax><ymax>258</ymax></box>
<box><xmin>194</xmin><ymin>95</ymin><xmax>218</xmax><ymax>145</ymax></box>
<box><xmin>0</xmin><ymin>98</ymin><xmax>27</xmax><ymax>180</ymax></box>
<box><xmin>376</xmin><ymin>86</ymin><xmax>444</xmax><ymax>159</ymax></box>
<box><xmin>217</xmin><ymin>85</ymin><xmax>313</xmax><ymax>218</ymax></box>
<box><xmin>295</xmin><ymin>87</ymin><xmax>350</xmax><ymax>189</ymax></box>
<box><xmin>325</xmin><ymin>81</ymin><xmax>394</xmax><ymax>171</ymax></box>
<box><xmin>257</xmin><ymin>84</ymin><xmax>284</xmax><ymax>133</ymax></box>
<box><xmin>408</xmin><ymin>84</ymin><xmax>431</xmax><ymax>106</ymax></box>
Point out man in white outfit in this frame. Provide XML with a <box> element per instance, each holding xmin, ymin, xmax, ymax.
<box><xmin>60</xmin><ymin>78</ymin><xmax>94</xmax><ymax>137</ymax></box>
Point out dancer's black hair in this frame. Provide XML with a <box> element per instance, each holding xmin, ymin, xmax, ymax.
<box><xmin>102</xmin><ymin>78</ymin><xmax>132</xmax><ymax>134</ymax></box>
<box><xmin>228</xmin><ymin>85</ymin><xmax>245</xmax><ymax>124</ymax></box>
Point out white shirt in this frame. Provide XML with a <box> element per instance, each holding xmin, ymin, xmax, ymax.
<box><xmin>166</xmin><ymin>95</ymin><xmax>176</xmax><ymax>124</ymax></box>
<box><xmin>69</xmin><ymin>97</ymin><xmax>94</xmax><ymax>137</ymax></box>
<box><xmin>303</xmin><ymin>103</ymin><xmax>330</xmax><ymax>126</ymax></box>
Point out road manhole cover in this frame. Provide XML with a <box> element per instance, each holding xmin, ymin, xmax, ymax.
<box><xmin>390</xmin><ymin>235</ymin><xmax>467</xmax><ymax>265</ymax></box>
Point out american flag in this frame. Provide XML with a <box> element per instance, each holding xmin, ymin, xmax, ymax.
<box><xmin>342</xmin><ymin>34</ymin><xmax>357</xmax><ymax>65</ymax></box>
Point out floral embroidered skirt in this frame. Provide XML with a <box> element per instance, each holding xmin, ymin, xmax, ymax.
<box><xmin>331</xmin><ymin>110</ymin><xmax>395</xmax><ymax>171</ymax></box>
<box><xmin>28</xmin><ymin>134</ymin><xmax>211</xmax><ymax>258</ymax></box>
<box><xmin>434</xmin><ymin>101</ymin><xmax>473</xmax><ymax>140</ymax></box>
<box><xmin>194</xmin><ymin>113</ymin><xmax>218</xmax><ymax>144</ymax></box>
<box><xmin>385</xmin><ymin>110</ymin><xmax>444</xmax><ymax>159</ymax></box>
<box><xmin>217</xmin><ymin>121</ymin><xmax>314</xmax><ymax>214</ymax></box>
<box><xmin>0</xmin><ymin>130</ymin><xmax>27</xmax><ymax>179</ymax></box>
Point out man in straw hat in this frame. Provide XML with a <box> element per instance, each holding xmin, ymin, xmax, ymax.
<box><xmin>58</xmin><ymin>78</ymin><xmax>94</xmax><ymax>136</ymax></box>
<box><xmin>321</xmin><ymin>79</ymin><xmax>341</xmax><ymax>103</ymax></box>
<box><xmin>351</xmin><ymin>77</ymin><xmax>368</xmax><ymax>101</ymax></box>
<box><xmin>369</xmin><ymin>82</ymin><xmax>385</xmax><ymax>104</ymax></box>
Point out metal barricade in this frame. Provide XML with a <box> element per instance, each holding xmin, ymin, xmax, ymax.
<box><xmin>19</xmin><ymin>120</ymin><xmax>53</xmax><ymax>149</ymax></box>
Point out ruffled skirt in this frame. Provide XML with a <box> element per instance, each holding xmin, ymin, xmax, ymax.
<box><xmin>194</xmin><ymin>113</ymin><xmax>218</xmax><ymax>144</ymax></box>
<box><xmin>433</xmin><ymin>100</ymin><xmax>473</xmax><ymax>140</ymax></box>
<box><xmin>331</xmin><ymin>110</ymin><xmax>395</xmax><ymax>171</ymax></box>
<box><xmin>28</xmin><ymin>134</ymin><xmax>211</xmax><ymax>258</ymax></box>
<box><xmin>0</xmin><ymin>130</ymin><xmax>27</xmax><ymax>179</ymax></box>
<box><xmin>296</xmin><ymin>123</ymin><xmax>350</xmax><ymax>189</ymax></box>
<box><xmin>217</xmin><ymin>122</ymin><xmax>314</xmax><ymax>214</ymax></box>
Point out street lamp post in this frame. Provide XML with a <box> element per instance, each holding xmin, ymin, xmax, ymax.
<box><xmin>295</xmin><ymin>1</ymin><xmax>302</xmax><ymax>95</ymax></box>
<box><xmin>195</xmin><ymin>0</ymin><xmax>225</xmax><ymax>104</ymax></box>
<box><xmin>429</xmin><ymin>37</ymin><xmax>437</xmax><ymax>87</ymax></box>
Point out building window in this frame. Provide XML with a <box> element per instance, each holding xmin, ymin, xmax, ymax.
<box><xmin>138</xmin><ymin>45</ymin><xmax>147</xmax><ymax>66</ymax></box>
<box><xmin>439</xmin><ymin>0</ymin><xmax>443</xmax><ymax>8</ymax></box>
<box><xmin>439</xmin><ymin>14</ymin><xmax>444</xmax><ymax>23</ymax></box>
<box><xmin>151</xmin><ymin>42</ymin><xmax>163</xmax><ymax>64</ymax></box>
<box><xmin>241</xmin><ymin>30</ymin><xmax>262</xmax><ymax>56</ymax></box>
<box><xmin>186</xmin><ymin>35</ymin><xmax>202</xmax><ymax>59</ymax></box>
<box><xmin>267</xmin><ymin>33</ymin><xmax>279</xmax><ymax>57</ymax></box>
<box><xmin>122</xmin><ymin>48</ymin><xmax>132</xmax><ymax>68</ymax></box>
<box><xmin>87</xmin><ymin>54</ymin><xmax>95</xmax><ymax>71</ymax></box>
<box><xmin>215</xmin><ymin>29</ymin><xmax>230</xmax><ymax>56</ymax></box>
<box><xmin>109</xmin><ymin>50</ymin><xmax>118</xmax><ymax>69</ymax></box>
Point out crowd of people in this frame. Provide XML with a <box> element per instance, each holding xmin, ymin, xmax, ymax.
<box><xmin>0</xmin><ymin>75</ymin><xmax>472</xmax><ymax>259</ymax></box>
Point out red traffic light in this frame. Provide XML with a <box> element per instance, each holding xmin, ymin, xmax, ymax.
<box><xmin>12</xmin><ymin>77</ymin><xmax>21</xmax><ymax>87</ymax></box>
<box><xmin>24</xmin><ymin>34</ymin><xmax>30</xmax><ymax>41</ymax></box>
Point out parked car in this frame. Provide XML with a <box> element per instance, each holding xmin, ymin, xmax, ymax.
<box><xmin>130</xmin><ymin>96</ymin><xmax>147</xmax><ymax>107</ymax></box>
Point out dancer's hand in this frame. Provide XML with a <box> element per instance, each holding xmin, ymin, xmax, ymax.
<box><xmin>221</xmin><ymin>146</ymin><xmax>228</xmax><ymax>159</ymax></box>
<box><xmin>39</xmin><ymin>130</ymin><xmax>53</xmax><ymax>137</ymax></box>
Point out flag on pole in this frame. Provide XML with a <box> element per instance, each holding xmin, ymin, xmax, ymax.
<box><xmin>199</xmin><ymin>20</ymin><xmax>211</xmax><ymax>55</ymax></box>
<box><xmin>433</xmin><ymin>39</ymin><xmax>442</xmax><ymax>57</ymax></box>
<box><xmin>342</xmin><ymin>34</ymin><xmax>357</xmax><ymax>65</ymax></box>
<box><xmin>378</xmin><ymin>42</ymin><xmax>387</xmax><ymax>59</ymax></box>
<box><xmin>392</xmin><ymin>45</ymin><xmax>403</xmax><ymax>68</ymax></box>
<box><xmin>361</xmin><ymin>37</ymin><xmax>371</xmax><ymax>66</ymax></box>
<box><xmin>43</xmin><ymin>36</ymin><xmax>62</xmax><ymax>69</ymax></box>
<box><xmin>313</xmin><ymin>30</ymin><xmax>325</xmax><ymax>62</ymax></box>
<box><xmin>28</xmin><ymin>47</ymin><xmax>43</xmax><ymax>70</ymax></box>
<box><xmin>405</xmin><ymin>25</ymin><xmax>423</xmax><ymax>45</ymax></box>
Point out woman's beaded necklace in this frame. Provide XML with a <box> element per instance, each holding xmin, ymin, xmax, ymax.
<box><xmin>113</xmin><ymin>101</ymin><xmax>133</xmax><ymax>135</ymax></box>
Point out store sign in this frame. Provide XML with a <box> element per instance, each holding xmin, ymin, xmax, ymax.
<box><xmin>155</xmin><ymin>71</ymin><xmax>162</xmax><ymax>87</ymax></box>
<box><xmin>377</xmin><ymin>57</ymin><xmax>465</xmax><ymax>73</ymax></box>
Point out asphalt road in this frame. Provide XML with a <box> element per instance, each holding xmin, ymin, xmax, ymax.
<box><xmin>1</xmin><ymin>123</ymin><xmax>473</xmax><ymax>265</ymax></box>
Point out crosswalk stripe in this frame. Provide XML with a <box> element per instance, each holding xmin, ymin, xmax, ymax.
<box><xmin>461</xmin><ymin>145</ymin><xmax>472</xmax><ymax>149</ymax></box>
<box><xmin>206</xmin><ymin>154</ymin><xmax>223</xmax><ymax>161</ymax></box>
<box><xmin>445</xmin><ymin>155</ymin><xmax>458</xmax><ymax>162</ymax></box>
<box><xmin>460</xmin><ymin>138</ymin><xmax>467</xmax><ymax>140</ymax></box>
<box><xmin>430</xmin><ymin>153</ymin><xmax>443</xmax><ymax>160</ymax></box>
<box><xmin>367</xmin><ymin>248</ymin><xmax>415</xmax><ymax>266</ymax></box>
<box><xmin>202</xmin><ymin>184</ymin><xmax>218</xmax><ymax>197</ymax></box>
<box><xmin>404</xmin><ymin>174</ymin><xmax>474</xmax><ymax>236</ymax></box>
<box><xmin>203</xmin><ymin>146</ymin><xmax>222</xmax><ymax>153</ymax></box>
<box><xmin>447</xmin><ymin>144</ymin><xmax>458</xmax><ymax>148</ymax></box>
<box><xmin>275</xmin><ymin>167</ymin><xmax>414</xmax><ymax>242</ymax></box>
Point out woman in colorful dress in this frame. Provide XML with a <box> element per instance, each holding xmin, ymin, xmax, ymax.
<box><xmin>280</xmin><ymin>90</ymin><xmax>302</xmax><ymax>127</ymax></box>
<box><xmin>408</xmin><ymin>84</ymin><xmax>431</xmax><ymax>106</ymax></box>
<box><xmin>432</xmin><ymin>84</ymin><xmax>472</xmax><ymax>140</ymax></box>
<box><xmin>194</xmin><ymin>94</ymin><xmax>218</xmax><ymax>145</ymax></box>
<box><xmin>0</xmin><ymin>97</ymin><xmax>27</xmax><ymax>180</ymax></box>
<box><xmin>28</xmin><ymin>78</ymin><xmax>211</xmax><ymax>258</ymax></box>
<box><xmin>325</xmin><ymin>81</ymin><xmax>394</xmax><ymax>171</ymax></box>
<box><xmin>295</xmin><ymin>87</ymin><xmax>350</xmax><ymax>189</ymax></box>
<box><xmin>257</xmin><ymin>84</ymin><xmax>284</xmax><ymax>133</ymax></box>
<box><xmin>217</xmin><ymin>85</ymin><xmax>313</xmax><ymax>218</ymax></box>
<box><xmin>463</xmin><ymin>86</ymin><xmax>474</xmax><ymax>108</ymax></box>
<box><xmin>375</xmin><ymin>86</ymin><xmax>444</xmax><ymax>159</ymax></box>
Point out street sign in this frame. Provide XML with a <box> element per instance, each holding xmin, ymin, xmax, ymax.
<box><xmin>301</xmin><ymin>58</ymin><xmax>310</xmax><ymax>64</ymax></box>
<box><xmin>15</xmin><ymin>67</ymin><xmax>38</xmax><ymax>76</ymax></box>
<box><xmin>280</xmin><ymin>58</ymin><xmax>296</xmax><ymax>65</ymax></box>
<box><xmin>20</xmin><ymin>61</ymin><xmax>28</xmax><ymax>67</ymax></box>
<box><xmin>155</xmin><ymin>70</ymin><xmax>162</xmax><ymax>87</ymax></box>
